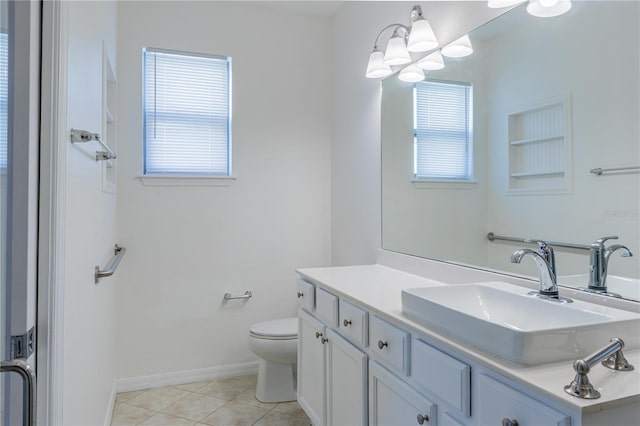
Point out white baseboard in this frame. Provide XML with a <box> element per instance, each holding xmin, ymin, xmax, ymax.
<box><xmin>104</xmin><ymin>381</ymin><xmax>117</xmax><ymax>426</ymax></box>
<box><xmin>114</xmin><ymin>361</ymin><xmax>260</xmax><ymax>393</ymax></box>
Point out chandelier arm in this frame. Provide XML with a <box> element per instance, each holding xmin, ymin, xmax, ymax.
<box><xmin>372</xmin><ymin>24</ymin><xmax>409</xmax><ymax>50</ymax></box>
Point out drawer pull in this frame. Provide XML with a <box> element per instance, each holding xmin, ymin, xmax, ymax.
<box><xmin>297</xmin><ymin>292</ymin><xmax>304</xmax><ymax>298</ymax></box>
<box><xmin>315</xmin><ymin>331</ymin><xmax>323</xmax><ymax>339</ymax></box>
<box><xmin>417</xmin><ymin>413</ymin><xmax>429</xmax><ymax>424</ymax></box>
<box><xmin>378</xmin><ymin>340</ymin><xmax>388</xmax><ymax>350</ymax></box>
<box><xmin>321</xmin><ymin>337</ymin><xmax>329</xmax><ymax>344</ymax></box>
<box><xmin>501</xmin><ymin>418</ymin><xmax>519</xmax><ymax>426</ymax></box>
<box><xmin>343</xmin><ymin>319</ymin><xmax>352</xmax><ymax>327</ymax></box>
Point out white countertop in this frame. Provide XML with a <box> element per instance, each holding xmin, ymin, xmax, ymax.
<box><xmin>297</xmin><ymin>264</ymin><xmax>640</xmax><ymax>415</ymax></box>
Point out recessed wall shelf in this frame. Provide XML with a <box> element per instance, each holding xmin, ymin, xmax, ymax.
<box><xmin>507</xmin><ymin>95</ymin><xmax>572</xmax><ymax>195</ymax></box>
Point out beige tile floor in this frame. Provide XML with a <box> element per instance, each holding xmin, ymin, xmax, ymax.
<box><xmin>111</xmin><ymin>375</ymin><xmax>310</xmax><ymax>426</ymax></box>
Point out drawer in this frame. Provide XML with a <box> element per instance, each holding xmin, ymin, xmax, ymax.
<box><xmin>296</xmin><ymin>279</ymin><xmax>315</xmax><ymax>312</ymax></box>
<box><xmin>411</xmin><ymin>339</ymin><xmax>470</xmax><ymax>417</ymax></box>
<box><xmin>315</xmin><ymin>287</ymin><xmax>339</xmax><ymax>327</ymax></box>
<box><xmin>369</xmin><ymin>316</ymin><xmax>410</xmax><ymax>374</ymax></box>
<box><xmin>477</xmin><ymin>374</ymin><xmax>570</xmax><ymax>426</ymax></box>
<box><xmin>339</xmin><ymin>299</ymin><xmax>368</xmax><ymax>347</ymax></box>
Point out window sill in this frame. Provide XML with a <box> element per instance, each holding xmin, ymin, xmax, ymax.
<box><xmin>412</xmin><ymin>179</ymin><xmax>477</xmax><ymax>190</ymax></box>
<box><xmin>139</xmin><ymin>174</ymin><xmax>236</xmax><ymax>187</ymax></box>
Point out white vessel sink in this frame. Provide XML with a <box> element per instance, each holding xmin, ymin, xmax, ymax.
<box><xmin>401</xmin><ymin>282</ymin><xmax>640</xmax><ymax>365</ymax></box>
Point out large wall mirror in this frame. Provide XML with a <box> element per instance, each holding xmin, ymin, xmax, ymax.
<box><xmin>382</xmin><ymin>1</ymin><xmax>640</xmax><ymax>301</ymax></box>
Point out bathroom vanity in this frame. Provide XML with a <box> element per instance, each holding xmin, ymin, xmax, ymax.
<box><xmin>295</xmin><ymin>253</ymin><xmax>640</xmax><ymax>426</ymax></box>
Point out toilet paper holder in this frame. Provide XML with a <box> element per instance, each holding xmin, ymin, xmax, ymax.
<box><xmin>224</xmin><ymin>290</ymin><xmax>252</xmax><ymax>300</ymax></box>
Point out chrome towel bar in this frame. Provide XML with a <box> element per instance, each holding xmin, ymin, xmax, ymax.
<box><xmin>1</xmin><ymin>359</ymin><xmax>36</xmax><ymax>426</ymax></box>
<box><xmin>224</xmin><ymin>290</ymin><xmax>252</xmax><ymax>300</ymax></box>
<box><xmin>590</xmin><ymin>166</ymin><xmax>639</xmax><ymax>176</ymax></box>
<box><xmin>487</xmin><ymin>232</ymin><xmax>590</xmax><ymax>251</ymax></box>
<box><xmin>70</xmin><ymin>128</ymin><xmax>117</xmax><ymax>161</ymax></box>
<box><xmin>95</xmin><ymin>244</ymin><xmax>126</xmax><ymax>284</ymax></box>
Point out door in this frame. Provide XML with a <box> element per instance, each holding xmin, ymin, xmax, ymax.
<box><xmin>326</xmin><ymin>329</ymin><xmax>367</xmax><ymax>426</ymax></box>
<box><xmin>297</xmin><ymin>309</ymin><xmax>326</xmax><ymax>426</ymax></box>
<box><xmin>1</xmin><ymin>0</ymin><xmax>41</xmax><ymax>424</ymax></box>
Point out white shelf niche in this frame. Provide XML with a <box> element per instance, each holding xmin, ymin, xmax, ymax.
<box><xmin>507</xmin><ymin>95</ymin><xmax>572</xmax><ymax>195</ymax></box>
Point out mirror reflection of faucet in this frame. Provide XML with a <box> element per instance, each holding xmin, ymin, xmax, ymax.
<box><xmin>578</xmin><ymin>236</ymin><xmax>633</xmax><ymax>298</ymax></box>
<box><xmin>510</xmin><ymin>240</ymin><xmax>573</xmax><ymax>303</ymax></box>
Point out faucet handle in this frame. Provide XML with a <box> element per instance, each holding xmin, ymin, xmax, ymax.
<box><xmin>594</xmin><ymin>236</ymin><xmax>618</xmax><ymax>247</ymax></box>
<box><xmin>525</xmin><ymin>239</ymin><xmax>556</xmax><ymax>273</ymax></box>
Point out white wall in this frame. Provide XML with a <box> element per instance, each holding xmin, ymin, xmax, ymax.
<box><xmin>64</xmin><ymin>1</ymin><xmax>118</xmax><ymax>424</ymax></box>
<box><xmin>330</xmin><ymin>1</ymin><xmax>508</xmax><ymax>265</ymax></box>
<box><xmin>115</xmin><ymin>1</ymin><xmax>332</xmax><ymax>379</ymax></box>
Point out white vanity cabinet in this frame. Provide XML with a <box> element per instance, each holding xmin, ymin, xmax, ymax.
<box><xmin>297</xmin><ymin>278</ymin><xmax>584</xmax><ymax>426</ymax></box>
<box><xmin>297</xmin><ymin>286</ymin><xmax>368</xmax><ymax>426</ymax></box>
<box><xmin>477</xmin><ymin>374</ymin><xmax>570</xmax><ymax>426</ymax></box>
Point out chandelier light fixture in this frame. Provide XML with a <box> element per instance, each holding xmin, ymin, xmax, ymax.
<box><xmin>366</xmin><ymin>1</ymin><xmax>571</xmax><ymax>81</ymax></box>
<box><xmin>365</xmin><ymin>5</ymin><xmax>439</xmax><ymax>79</ymax></box>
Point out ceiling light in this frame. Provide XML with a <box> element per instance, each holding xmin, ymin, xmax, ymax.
<box><xmin>441</xmin><ymin>35</ymin><xmax>473</xmax><ymax>58</ymax></box>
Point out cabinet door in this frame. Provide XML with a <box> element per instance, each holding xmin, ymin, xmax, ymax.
<box><xmin>298</xmin><ymin>309</ymin><xmax>327</xmax><ymax>426</ymax></box>
<box><xmin>478</xmin><ymin>374</ymin><xmax>570</xmax><ymax>426</ymax></box>
<box><xmin>370</xmin><ymin>361</ymin><xmax>436</xmax><ymax>426</ymax></box>
<box><xmin>326</xmin><ymin>329</ymin><xmax>368</xmax><ymax>426</ymax></box>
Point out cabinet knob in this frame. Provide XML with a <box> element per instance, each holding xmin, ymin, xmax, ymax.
<box><xmin>343</xmin><ymin>319</ymin><xmax>352</xmax><ymax>327</ymax></box>
<box><xmin>321</xmin><ymin>337</ymin><xmax>329</xmax><ymax>344</ymax></box>
<box><xmin>417</xmin><ymin>413</ymin><xmax>429</xmax><ymax>424</ymax></box>
<box><xmin>297</xmin><ymin>292</ymin><xmax>304</xmax><ymax>298</ymax></box>
<box><xmin>501</xmin><ymin>418</ymin><xmax>519</xmax><ymax>426</ymax></box>
<box><xmin>315</xmin><ymin>331</ymin><xmax>323</xmax><ymax>339</ymax></box>
<box><xmin>378</xmin><ymin>340</ymin><xmax>388</xmax><ymax>350</ymax></box>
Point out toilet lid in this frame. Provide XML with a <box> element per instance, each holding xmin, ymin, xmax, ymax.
<box><xmin>250</xmin><ymin>317</ymin><xmax>298</xmax><ymax>339</ymax></box>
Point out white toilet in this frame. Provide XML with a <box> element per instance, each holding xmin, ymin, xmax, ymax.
<box><xmin>248</xmin><ymin>317</ymin><xmax>298</xmax><ymax>403</ymax></box>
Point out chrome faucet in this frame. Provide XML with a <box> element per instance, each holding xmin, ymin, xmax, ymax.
<box><xmin>511</xmin><ymin>243</ymin><xmax>558</xmax><ymax>299</ymax></box>
<box><xmin>588</xmin><ymin>236</ymin><xmax>633</xmax><ymax>293</ymax></box>
<box><xmin>510</xmin><ymin>240</ymin><xmax>572</xmax><ymax>303</ymax></box>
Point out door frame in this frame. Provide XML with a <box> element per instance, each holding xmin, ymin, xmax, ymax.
<box><xmin>37</xmin><ymin>0</ymin><xmax>68</xmax><ymax>423</ymax></box>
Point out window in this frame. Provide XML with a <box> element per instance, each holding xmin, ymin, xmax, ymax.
<box><xmin>143</xmin><ymin>48</ymin><xmax>231</xmax><ymax>176</ymax></box>
<box><xmin>413</xmin><ymin>80</ymin><xmax>472</xmax><ymax>181</ymax></box>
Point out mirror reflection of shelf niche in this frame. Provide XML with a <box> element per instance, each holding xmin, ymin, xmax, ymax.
<box><xmin>507</xmin><ymin>95</ymin><xmax>572</xmax><ymax>195</ymax></box>
<box><xmin>102</xmin><ymin>42</ymin><xmax>117</xmax><ymax>194</ymax></box>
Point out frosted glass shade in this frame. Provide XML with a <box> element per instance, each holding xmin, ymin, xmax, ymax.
<box><xmin>398</xmin><ymin>64</ymin><xmax>425</xmax><ymax>83</ymax></box>
<box><xmin>417</xmin><ymin>50</ymin><xmax>445</xmax><ymax>71</ymax></box>
<box><xmin>366</xmin><ymin>50</ymin><xmax>393</xmax><ymax>79</ymax></box>
<box><xmin>407</xmin><ymin>19</ymin><xmax>439</xmax><ymax>53</ymax></box>
<box><xmin>441</xmin><ymin>35</ymin><xmax>473</xmax><ymax>58</ymax></box>
<box><xmin>527</xmin><ymin>0</ymin><xmax>571</xmax><ymax>17</ymax></box>
<box><xmin>487</xmin><ymin>0</ymin><xmax>526</xmax><ymax>8</ymax></box>
<box><xmin>384</xmin><ymin>35</ymin><xmax>411</xmax><ymax>66</ymax></box>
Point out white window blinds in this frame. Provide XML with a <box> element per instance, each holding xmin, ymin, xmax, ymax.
<box><xmin>143</xmin><ymin>48</ymin><xmax>231</xmax><ymax>175</ymax></box>
<box><xmin>414</xmin><ymin>80</ymin><xmax>472</xmax><ymax>180</ymax></box>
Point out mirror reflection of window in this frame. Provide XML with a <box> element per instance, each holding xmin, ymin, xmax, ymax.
<box><xmin>413</xmin><ymin>80</ymin><xmax>473</xmax><ymax>181</ymax></box>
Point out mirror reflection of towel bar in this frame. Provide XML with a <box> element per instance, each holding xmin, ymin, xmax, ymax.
<box><xmin>590</xmin><ymin>166</ymin><xmax>640</xmax><ymax>176</ymax></box>
<box><xmin>70</xmin><ymin>128</ymin><xmax>117</xmax><ymax>161</ymax></box>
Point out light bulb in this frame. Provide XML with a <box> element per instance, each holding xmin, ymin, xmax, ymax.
<box><xmin>365</xmin><ymin>50</ymin><xmax>392</xmax><ymax>79</ymax></box>
<box><xmin>384</xmin><ymin>33</ymin><xmax>411</xmax><ymax>66</ymax></box>
<box><xmin>407</xmin><ymin>18</ymin><xmax>439</xmax><ymax>53</ymax></box>
<box><xmin>527</xmin><ymin>0</ymin><xmax>571</xmax><ymax>17</ymax></box>
<box><xmin>441</xmin><ymin>35</ymin><xmax>473</xmax><ymax>58</ymax></box>
<box><xmin>539</xmin><ymin>0</ymin><xmax>559</xmax><ymax>7</ymax></box>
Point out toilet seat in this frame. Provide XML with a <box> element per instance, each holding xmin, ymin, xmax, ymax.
<box><xmin>249</xmin><ymin>317</ymin><xmax>297</xmax><ymax>340</ymax></box>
